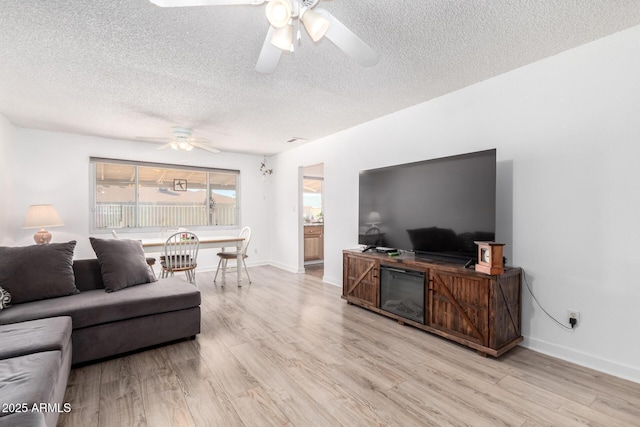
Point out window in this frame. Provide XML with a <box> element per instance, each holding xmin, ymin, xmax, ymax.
<box><xmin>91</xmin><ymin>158</ymin><xmax>239</xmax><ymax>231</ymax></box>
<box><xmin>303</xmin><ymin>177</ymin><xmax>323</xmax><ymax>223</ymax></box>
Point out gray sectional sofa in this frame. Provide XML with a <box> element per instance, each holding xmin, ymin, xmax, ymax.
<box><xmin>0</xmin><ymin>259</ymin><xmax>201</xmax><ymax>364</ymax></box>
<box><xmin>0</xmin><ymin>239</ymin><xmax>201</xmax><ymax>427</ymax></box>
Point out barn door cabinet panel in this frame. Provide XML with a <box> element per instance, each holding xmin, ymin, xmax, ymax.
<box><xmin>429</xmin><ymin>270</ymin><xmax>490</xmax><ymax>348</ymax></box>
<box><xmin>342</xmin><ymin>252</ymin><xmax>380</xmax><ymax>307</ymax></box>
<box><xmin>342</xmin><ymin>249</ymin><xmax>522</xmax><ymax>357</ymax></box>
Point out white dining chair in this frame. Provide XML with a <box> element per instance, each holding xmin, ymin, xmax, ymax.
<box><xmin>161</xmin><ymin>232</ymin><xmax>199</xmax><ymax>285</ymax></box>
<box><xmin>214</xmin><ymin>227</ymin><xmax>252</xmax><ymax>285</ymax></box>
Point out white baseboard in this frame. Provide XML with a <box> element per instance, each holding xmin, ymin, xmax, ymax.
<box><xmin>322</xmin><ymin>275</ymin><xmax>342</xmax><ymax>288</ymax></box>
<box><xmin>521</xmin><ymin>336</ymin><xmax>640</xmax><ymax>384</ymax></box>
<box><xmin>268</xmin><ymin>261</ymin><xmax>305</xmax><ymax>274</ymax></box>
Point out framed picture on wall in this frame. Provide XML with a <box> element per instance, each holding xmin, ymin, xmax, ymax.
<box><xmin>173</xmin><ymin>179</ymin><xmax>187</xmax><ymax>192</ymax></box>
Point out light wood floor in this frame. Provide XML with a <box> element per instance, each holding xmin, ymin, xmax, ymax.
<box><xmin>59</xmin><ymin>266</ymin><xmax>640</xmax><ymax>426</ymax></box>
<box><xmin>304</xmin><ymin>263</ymin><xmax>324</xmax><ymax>278</ymax></box>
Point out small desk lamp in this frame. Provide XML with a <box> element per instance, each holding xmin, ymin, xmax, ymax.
<box><xmin>366</xmin><ymin>211</ymin><xmax>382</xmax><ymax>230</ymax></box>
<box><xmin>22</xmin><ymin>204</ymin><xmax>64</xmax><ymax>245</ymax></box>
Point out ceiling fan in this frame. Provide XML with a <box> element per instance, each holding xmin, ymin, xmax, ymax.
<box><xmin>148</xmin><ymin>0</ymin><xmax>380</xmax><ymax>73</ymax></box>
<box><xmin>136</xmin><ymin>126</ymin><xmax>221</xmax><ymax>153</ymax></box>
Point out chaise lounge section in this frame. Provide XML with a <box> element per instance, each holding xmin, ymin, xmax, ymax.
<box><xmin>0</xmin><ymin>317</ymin><xmax>72</xmax><ymax>427</ymax></box>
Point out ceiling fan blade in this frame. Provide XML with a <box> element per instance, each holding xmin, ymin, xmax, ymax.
<box><xmin>189</xmin><ymin>137</ymin><xmax>213</xmax><ymax>143</ymax></box>
<box><xmin>157</xmin><ymin>143</ymin><xmax>173</xmax><ymax>150</ymax></box>
<box><xmin>136</xmin><ymin>136</ymin><xmax>171</xmax><ymax>143</ymax></box>
<box><xmin>314</xmin><ymin>8</ymin><xmax>380</xmax><ymax>67</ymax></box>
<box><xmin>149</xmin><ymin>0</ymin><xmax>264</xmax><ymax>7</ymax></box>
<box><xmin>190</xmin><ymin>141</ymin><xmax>221</xmax><ymax>153</ymax></box>
<box><xmin>256</xmin><ymin>26</ymin><xmax>283</xmax><ymax>74</ymax></box>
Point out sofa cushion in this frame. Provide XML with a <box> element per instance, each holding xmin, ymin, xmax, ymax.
<box><xmin>0</xmin><ymin>278</ymin><xmax>200</xmax><ymax>330</ymax></box>
<box><xmin>0</xmin><ymin>242</ymin><xmax>78</xmax><ymax>304</ymax></box>
<box><xmin>89</xmin><ymin>238</ymin><xmax>156</xmax><ymax>292</ymax></box>
<box><xmin>0</xmin><ymin>317</ymin><xmax>72</xmax><ymax>360</ymax></box>
<box><xmin>0</xmin><ymin>352</ymin><xmax>61</xmax><ymax>418</ymax></box>
<box><xmin>72</xmin><ymin>259</ymin><xmax>105</xmax><ymax>292</ymax></box>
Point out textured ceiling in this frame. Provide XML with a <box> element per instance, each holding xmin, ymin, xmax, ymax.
<box><xmin>1</xmin><ymin>1</ymin><xmax>639</xmax><ymax>155</ymax></box>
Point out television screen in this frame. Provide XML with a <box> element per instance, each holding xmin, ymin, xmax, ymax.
<box><xmin>358</xmin><ymin>149</ymin><xmax>496</xmax><ymax>261</ymax></box>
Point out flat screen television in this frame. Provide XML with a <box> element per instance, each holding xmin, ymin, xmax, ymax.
<box><xmin>358</xmin><ymin>149</ymin><xmax>496</xmax><ymax>262</ymax></box>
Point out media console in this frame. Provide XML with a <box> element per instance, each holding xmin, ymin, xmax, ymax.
<box><xmin>342</xmin><ymin>249</ymin><xmax>522</xmax><ymax>357</ymax></box>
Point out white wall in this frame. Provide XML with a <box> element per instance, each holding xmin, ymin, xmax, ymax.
<box><xmin>11</xmin><ymin>128</ymin><xmax>271</xmax><ymax>271</ymax></box>
<box><xmin>270</xmin><ymin>24</ymin><xmax>640</xmax><ymax>382</ymax></box>
<box><xmin>0</xmin><ymin>114</ymin><xmax>15</xmax><ymax>246</ymax></box>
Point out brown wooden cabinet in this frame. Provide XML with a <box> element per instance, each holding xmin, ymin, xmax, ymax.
<box><xmin>342</xmin><ymin>249</ymin><xmax>522</xmax><ymax>357</ymax></box>
<box><xmin>342</xmin><ymin>252</ymin><xmax>379</xmax><ymax>308</ymax></box>
<box><xmin>304</xmin><ymin>225</ymin><xmax>324</xmax><ymax>261</ymax></box>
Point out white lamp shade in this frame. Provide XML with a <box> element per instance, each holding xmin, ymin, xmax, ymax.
<box><xmin>271</xmin><ymin>24</ymin><xmax>293</xmax><ymax>50</ymax></box>
<box><xmin>367</xmin><ymin>211</ymin><xmax>381</xmax><ymax>224</ymax></box>
<box><xmin>22</xmin><ymin>205</ymin><xmax>64</xmax><ymax>229</ymax></box>
<box><xmin>301</xmin><ymin>8</ymin><xmax>330</xmax><ymax>42</ymax></box>
<box><xmin>265</xmin><ymin>0</ymin><xmax>292</xmax><ymax>28</ymax></box>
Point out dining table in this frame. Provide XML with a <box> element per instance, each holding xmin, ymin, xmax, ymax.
<box><xmin>142</xmin><ymin>236</ymin><xmax>245</xmax><ymax>286</ymax></box>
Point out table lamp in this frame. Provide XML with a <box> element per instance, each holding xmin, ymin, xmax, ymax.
<box><xmin>22</xmin><ymin>204</ymin><xmax>64</xmax><ymax>245</ymax></box>
<box><xmin>366</xmin><ymin>211</ymin><xmax>382</xmax><ymax>230</ymax></box>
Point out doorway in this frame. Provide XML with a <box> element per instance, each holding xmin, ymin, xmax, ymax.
<box><xmin>301</xmin><ymin>163</ymin><xmax>324</xmax><ymax>277</ymax></box>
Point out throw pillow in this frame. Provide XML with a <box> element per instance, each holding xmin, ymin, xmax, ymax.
<box><xmin>0</xmin><ymin>241</ymin><xmax>79</xmax><ymax>304</ymax></box>
<box><xmin>0</xmin><ymin>286</ymin><xmax>11</xmax><ymax>309</ymax></box>
<box><xmin>89</xmin><ymin>237</ymin><xmax>157</xmax><ymax>292</ymax></box>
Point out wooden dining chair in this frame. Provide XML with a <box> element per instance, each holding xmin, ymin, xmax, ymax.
<box><xmin>161</xmin><ymin>232</ymin><xmax>199</xmax><ymax>285</ymax></box>
<box><xmin>363</xmin><ymin>227</ymin><xmax>380</xmax><ymax>246</ymax></box>
<box><xmin>214</xmin><ymin>227</ymin><xmax>251</xmax><ymax>285</ymax></box>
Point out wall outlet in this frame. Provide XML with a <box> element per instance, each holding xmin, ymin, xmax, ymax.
<box><xmin>568</xmin><ymin>310</ymin><xmax>581</xmax><ymax>327</ymax></box>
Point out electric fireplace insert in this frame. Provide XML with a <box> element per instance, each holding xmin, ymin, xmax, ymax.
<box><xmin>380</xmin><ymin>266</ymin><xmax>425</xmax><ymax>324</ymax></box>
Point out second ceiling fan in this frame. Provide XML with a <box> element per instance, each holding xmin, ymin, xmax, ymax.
<box><xmin>137</xmin><ymin>126</ymin><xmax>221</xmax><ymax>153</ymax></box>
<box><xmin>149</xmin><ymin>0</ymin><xmax>380</xmax><ymax>73</ymax></box>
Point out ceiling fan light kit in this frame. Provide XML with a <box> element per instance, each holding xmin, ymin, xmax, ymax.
<box><xmin>300</xmin><ymin>7</ymin><xmax>329</xmax><ymax>42</ymax></box>
<box><xmin>179</xmin><ymin>141</ymin><xmax>194</xmax><ymax>151</ymax></box>
<box><xmin>266</xmin><ymin>1</ymin><xmax>331</xmax><ymax>51</ymax></box>
<box><xmin>149</xmin><ymin>0</ymin><xmax>379</xmax><ymax>72</ymax></box>
<box><xmin>169</xmin><ymin>138</ymin><xmax>194</xmax><ymax>151</ymax></box>
<box><xmin>266</xmin><ymin>0</ymin><xmax>292</xmax><ymax>28</ymax></box>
